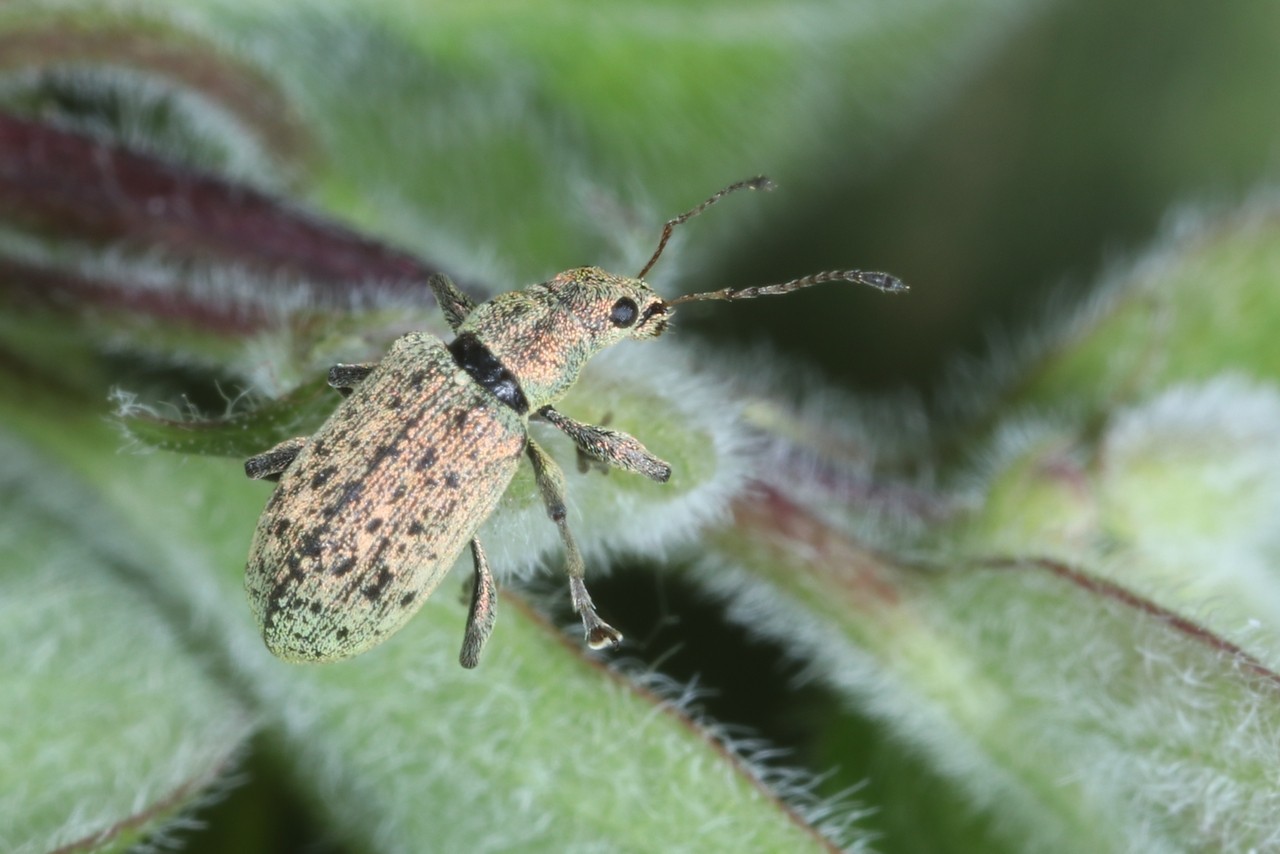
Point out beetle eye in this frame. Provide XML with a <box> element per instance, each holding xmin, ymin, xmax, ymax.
<box><xmin>609</xmin><ymin>297</ymin><xmax>638</xmax><ymax>328</ymax></box>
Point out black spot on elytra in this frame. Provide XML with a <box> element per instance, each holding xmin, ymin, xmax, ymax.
<box><xmin>325</xmin><ymin>481</ymin><xmax>365</xmax><ymax>517</ymax></box>
<box><xmin>365</xmin><ymin>538</ymin><xmax>392</xmax><ymax>572</ymax></box>
<box><xmin>409</xmin><ymin>370</ymin><xmax>428</xmax><ymax>390</ymax></box>
<box><xmin>368</xmin><ymin>443</ymin><xmax>401</xmax><ymax>469</ymax></box>
<box><xmin>387</xmin><ymin>394</ymin><xmax>403</xmax><ymax>409</ymax></box>
<box><xmin>391</xmin><ymin>485</ymin><xmax>407</xmax><ymax>502</ymax></box>
<box><xmin>444</xmin><ymin>472</ymin><xmax>460</xmax><ymax>489</ymax></box>
<box><xmin>310</xmin><ymin>465</ymin><xmax>338</xmax><ymax>489</ymax></box>
<box><xmin>416</xmin><ymin>447</ymin><xmax>438</xmax><ymax>471</ymax></box>
<box><xmin>467</xmin><ymin>449</ymin><xmax>479</xmax><ymax>461</ymax></box>
<box><xmin>399</xmin><ymin>591</ymin><xmax>416</xmax><ymax>608</ymax></box>
<box><xmin>264</xmin><ymin>588</ymin><xmax>285</xmax><ymax>627</ymax></box>
<box><xmin>382</xmin><ymin>414</ymin><xmax>426</xmax><ymax>466</ymax></box>
<box><xmin>363</xmin><ymin>565</ymin><xmax>394</xmax><ymax>601</ymax></box>
<box><xmin>265</xmin><ymin>569</ymin><xmax>303</xmax><ymax>630</ymax></box>
<box><xmin>309</xmin><ymin>600</ymin><xmax>323</xmax><ymax>614</ymax></box>
<box><xmin>365</xmin><ymin>517</ymin><xmax>384</xmax><ymax>534</ymax></box>
<box><xmin>312</xmin><ymin>439</ymin><xmax>330</xmax><ymax>458</ymax></box>
<box><xmin>331</xmin><ymin>556</ymin><xmax>356</xmax><ymax>577</ymax></box>
<box><xmin>453</xmin><ymin>409</ymin><xmax>469</xmax><ymax>429</ymax></box>
<box><xmin>336</xmin><ymin>626</ymin><xmax>350</xmax><ymax>641</ymax></box>
<box><xmin>407</xmin><ymin>521</ymin><xmax>425</xmax><ymax>536</ymax></box>
<box><xmin>297</xmin><ymin>531</ymin><xmax>324</xmax><ymax>559</ymax></box>
<box><xmin>272</xmin><ymin>518</ymin><xmax>291</xmax><ymax>537</ymax></box>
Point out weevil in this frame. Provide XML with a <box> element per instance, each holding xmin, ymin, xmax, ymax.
<box><xmin>244</xmin><ymin>176</ymin><xmax>906</xmax><ymax>667</ymax></box>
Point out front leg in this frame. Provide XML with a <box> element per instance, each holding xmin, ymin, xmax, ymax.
<box><xmin>524</xmin><ymin>438</ymin><xmax>622</xmax><ymax>650</ymax></box>
<box><xmin>538</xmin><ymin>406</ymin><xmax>671</xmax><ymax>483</ymax></box>
<box><xmin>427</xmin><ymin>272</ymin><xmax>477</xmax><ymax>333</ymax></box>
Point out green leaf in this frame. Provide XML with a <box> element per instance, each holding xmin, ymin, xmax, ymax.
<box><xmin>702</xmin><ymin>491</ymin><xmax>1280</xmax><ymax>850</ymax></box>
<box><xmin>0</xmin><ymin>433</ymin><xmax>253</xmax><ymax>854</ymax></box>
<box><xmin>118</xmin><ymin>377</ymin><xmax>335</xmax><ymax>458</ymax></box>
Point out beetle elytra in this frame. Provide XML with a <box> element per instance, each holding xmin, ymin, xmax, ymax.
<box><xmin>244</xmin><ymin>176</ymin><xmax>906</xmax><ymax>667</ymax></box>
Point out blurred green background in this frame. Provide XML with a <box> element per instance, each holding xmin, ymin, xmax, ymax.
<box><xmin>702</xmin><ymin>0</ymin><xmax>1280</xmax><ymax>394</ymax></box>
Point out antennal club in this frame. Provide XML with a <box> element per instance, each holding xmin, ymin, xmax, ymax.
<box><xmin>667</xmin><ymin>269</ymin><xmax>908</xmax><ymax>306</ymax></box>
<box><xmin>636</xmin><ymin>175</ymin><xmax>774</xmax><ymax>280</ymax></box>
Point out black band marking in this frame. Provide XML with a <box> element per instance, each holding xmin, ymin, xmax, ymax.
<box><xmin>447</xmin><ymin>332</ymin><xmax>530</xmax><ymax>415</ymax></box>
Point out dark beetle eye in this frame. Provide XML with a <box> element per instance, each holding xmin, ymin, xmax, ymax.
<box><xmin>609</xmin><ymin>297</ymin><xmax>638</xmax><ymax>328</ymax></box>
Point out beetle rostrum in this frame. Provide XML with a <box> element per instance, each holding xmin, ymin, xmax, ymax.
<box><xmin>243</xmin><ymin>176</ymin><xmax>906</xmax><ymax>668</ymax></box>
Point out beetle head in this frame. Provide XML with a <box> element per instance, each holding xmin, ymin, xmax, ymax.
<box><xmin>549</xmin><ymin>267</ymin><xmax>670</xmax><ymax>342</ymax></box>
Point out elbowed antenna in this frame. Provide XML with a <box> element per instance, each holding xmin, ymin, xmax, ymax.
<box><xmin>636</xmin><ymin>175</ymin><xmax>774</xmax><ymax>280</ymax></box>
<box><xmin>667</xmin><ymin>269</ymin><xmax>907</xmax><ymax>306</ymax></box>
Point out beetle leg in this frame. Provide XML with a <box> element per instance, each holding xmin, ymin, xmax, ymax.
<box><xmin>244</xmin><ymin>436</ymin><xmax>308</xmax><ymax>482</ymax></box>
<box><xmin>549</xmin><ymin>409</ymin><xmax>614</xmax><ymax>475</ymax></box>
<box><xmin>524</xmin><ymin>438</ymin><xmax>623</xmax><ymax>650</ymax></box>
<box><xmin>537</xmin><ymin>406</ymin><xmax>671</xmax><ymax>483</ymax></box>
<box><xmin>569</xmin><ymin>410</ymin><xmax>612</xmax><ymax>475</ymax></box>
<box><xmin>427</xmin><ymin>272</ymin><xmax>477</xmax><ymax>333</ymax></box>
<box><xmin>459</xmin><ymin>538</ymin><xmax>498</xmax><ymax>669</ymax></box>
<box><xmin>327</xmin><ymin>363</ymin><xmax>378</xmax><ymax>397</ymax></box>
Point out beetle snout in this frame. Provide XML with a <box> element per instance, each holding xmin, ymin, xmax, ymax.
<box><xmin>637</xmin><ymin>301</ymin><xmax>670</xmax><ymax>337</ymax></box>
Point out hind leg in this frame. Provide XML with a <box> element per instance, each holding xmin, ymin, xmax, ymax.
<box><xmin>458</xmin><ymin>538</ymin><xmax>497</xmax><ymax>669</ymax></box>
<box><xmin>524</xmin><ymin>439</ymin><xmax>622</xmax><ymax>650</ymax></box>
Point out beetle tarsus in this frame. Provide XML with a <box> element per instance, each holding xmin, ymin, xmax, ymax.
<box><xmin>584</xmin><ymin>619</ymin><xmax>623</xmax><ymax>650</ymax></box>
<box><xmin>570</xmin><ymin>576</ymin><xmax>622</xmax><ymax>649</ymax></box>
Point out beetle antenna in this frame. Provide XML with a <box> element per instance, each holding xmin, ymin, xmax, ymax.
<box><xmin>667</xmin><ymin>268</ymin><xmax>908</xmax><ymax>306</ymax></box>
<box><xmin>636</xmin><ymin>175</ymin><xmax>774</xmax><ymax>280</ymax></box>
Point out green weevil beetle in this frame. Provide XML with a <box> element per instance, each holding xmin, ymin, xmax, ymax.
<box><xmin>244</xmin><ymin>176</ymin><xmax>906</xmax><ymax>668</ymax></box>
